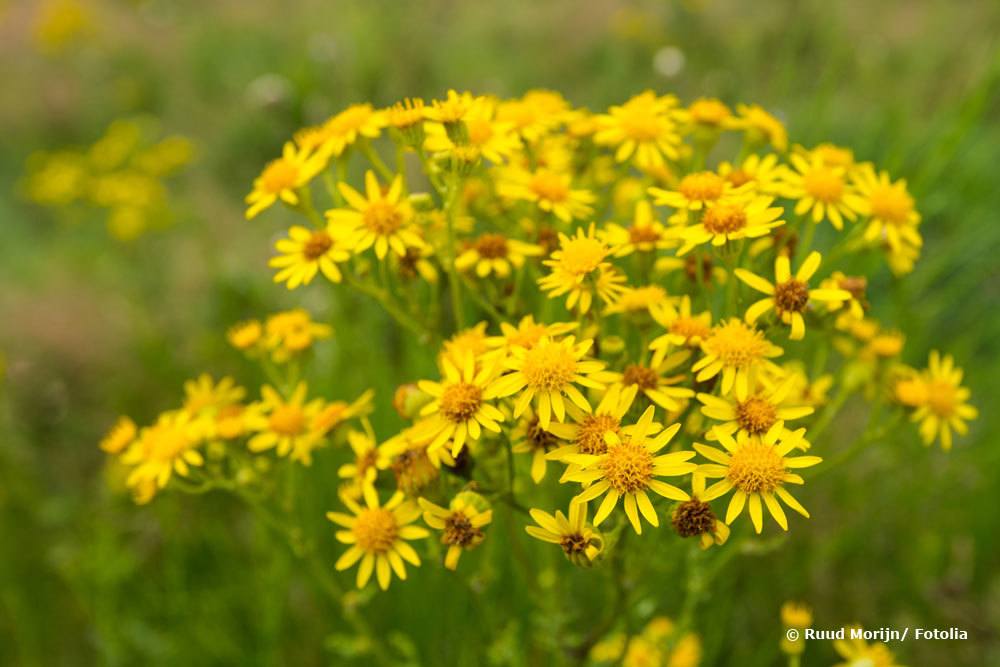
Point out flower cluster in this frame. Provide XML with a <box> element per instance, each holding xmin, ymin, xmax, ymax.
<box><xmin>21</xmin><ymin>118</ymin><xmax>193</xmax><ymax>240</ymax></box>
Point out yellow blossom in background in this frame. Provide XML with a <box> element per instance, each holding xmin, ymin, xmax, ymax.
<box><xmin>337</xmin><ymin>430</ymin><xmax>388</xmax><ymax>499</ymax></box>
<box><xmin>245</xmin><ymin>383</ymin><xmax>326</xmax><ymax>464</ymax></box>
<box><xmin>833</xmin><ymin>627</ymin><xmax>904</xmax><ymax>667</ymax></box>
<box><xmin>328</xmin><ymin>488</ymin><xmax>427</xmax><ymax>590</ymax></box>
<box><xmin>734</xmin><ymin>103</ymin><xmax>788</xmax><ymax>152</ymax></box>
<box><xmin>269</xmin><ymin>224</ymin><xmax>351</xmax><ymax>288</ymax></box>
<box><xmin>780</xmin><ymin>151</ymin><xmax>866</xmax><ymax>229</ymax></box>
<box><xmin>672</xmin><ymin>194</ymin><xmax>785</xmax><ymax>254</ymax></box>
<box><xmin>693</xmin><ymin>319</ymin><xmax>783</xmax><ymax>398</ymax></box>
<box><xmin>419</xmin><ymin>492</ymin><xmax>492</xmax><ymax>570</ymax></box>
<box><xmin>603</xmin><ymin>200</ymin><xmax>675</xmax><ymax>256</ymax></box>
<box><xmin>455</xmin><ymin>233</ymin><xmax>542</xmax><ymax>278</ymax></box>
<box><xmin>649</xmin><ymin>296</ymin><xmax>712</xmax><ymax>365</ymax></box>
<box><xmin>122</xmin><ymin>411</ymin><xmax>208</xmax><ymax>492</ymax></box>
<box><xmin>263</xmin><ymin>309</ymin><xmax>333</xmax><ymax>361</ymax></box>
<box><xmin>497</xmin><ymin>165</ymin><xmax>595</xmax><ymax>222</ymax></box>
<box><xmin>538</xmin><ymin>224</ymin><xmax>626</xmax><ymax>314</ymax></box>
<box><xmin>697</xmin><ymin>376</ymin><xmax>814</xmax><ymax>445</ymax></box>
<box><xmin>907</xmin><ymin>351</ymin><xmax>977</xmax><ymax>450</ymax></box>
<box><xmin>852</xmin><ymin>164</ymin><xmax>922</xmax><ymax>266</ymax></box>
<box><xmin>525</xmin><ymin>502</ymin><xmax>604</xmax><ymax>567</ymax></box>
<box><xmin>245</xmin><ymin>142</ymin><xmax>325</xmax><ymax>219</ymax></box>
<box><xmin>717</xmin><ymin>153</ymin><xmax>785</xmax><ymax>194</ymax></box>
<box><xmin>649</xmin><ymin>170</ymin><xmax>745</xmax><ymax>217</ymax></box>
<box><xmin>295</xmin><ymin>103</ymin><xmax>386</xmax><ymax>158</ymax></box>
<box><xmin>595</xmin><ymin>90</ymin><xmax>683</xmax><ymax>169</ymax></box>
<box><xmin>100</xmin><ymin>416</ymin><xmax>137</xmax><ymax>454</ymax></box>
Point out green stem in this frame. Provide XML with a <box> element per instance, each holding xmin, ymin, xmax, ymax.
<box><xmin>343</xmin><ymin>269</ymin><xmax>435</xmax><ymax>343</ymax></box>
<box><xmin>358</xmin><ymin>139</ymin><xmax>394</xmax><ymax>182</ymax></box>
<box><xmin>444</xmin><ymin>177</ymin><xmax>466</xmax><ymax>330</ymax></box>
<box><xmin>796</xmin><ymin>218</ymin><xmax>818</xmax><ymax>263</ymax></box>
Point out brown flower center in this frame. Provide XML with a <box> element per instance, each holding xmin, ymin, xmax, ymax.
<box><xmin>439</xmin><ymin>382</ymin><xmax>482</xmax><ymax>422</ymax></box>
<box><xmin>736</xmin><ymin>396</ymin><xmax>778</xmax><ymax>434</ymax></box>
<box><xmin>727</xmin><ymin>441</ymin><xmax>786</xmax><ymax>494</ymax></box>
<box><xmin>443</xmin><ymin>512</ymin><xmax>484</xmax><ymax>547</ymax></box>
<box><xmin>576</xmin><ymin>414</ymin><xmax>621</xmax><ymax>455</ymax></box>
<box><xmin>363</xmin><ymin>201</ymin><xmax>404</xmax><ymax>234</ymax></box>
<box><xmin>474</xmin><ymin>233</ymin><xmax>509</xmax><ymax>259</ymax></box>
<box><xmin>560</xmin><ymin>532</ymin><xmax>589</xmax><ymax>555</ymax></box>
<box><xmin>774</xmin><ymin>279</ymin><xmax>810</xmax><ymax>313</ymax></box>
<box><xmin>629</xmin><ymin>225</ymin><xmax>661</xmax><ymax>245</ymax></box>
<box><xmin>622</xmin><ymin>364</ymin><xmax>658</xmax><ymax>390</ymax></box>
<box><xmin>701</xmin><ymin>203</ymin><xmax>747</xmax><ymax>234</ymax></box>
<box><xmin>303</xmin><ymin>231</ymin><xmax>333</xmax><ymax>259</ymax></box>
<box><xmin>672</xmin><ymin>498</ymin><xmax>717</xmax><ymax>537</ymax></box>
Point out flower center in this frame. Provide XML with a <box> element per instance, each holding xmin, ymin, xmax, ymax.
<box><xmin>701</xmin><ymin>203</ymin><xmax>748</xmax><ymax>234</ymax></box>
<box><xmin>363</xmin><ymin>201</ymin><xmax>404</xmax><ymax>234</ymax></box>
<box><xmin>868</xmin><ymin>185</ymin><xmax>913</xmax><ymax>225</ymax></box>
<box><xmin>774</xmin><ymin>279</ymin><xmax>810</xmax><ymax>313</ymax></box>
<box><xmin>303</xmin><ymin>230</ymin><xmax>333</xmax><ymax>259</ymax></box>
<box><xmin>628</xmin><ymin>224</ymin><xmax>661</xmax><ymax>245</ymax></box>
<box><xmin>352</xmin><ymin>508</ymin><xmax>398</xmax><ymax>553</ymax></box>
<box><xmin>736</xmin><ymin>396</ymin><xmax>778</xmax><ymax>434</ymax></box>
<box><xmin>439</xmin><ymin>382</ymin><xmax>482</xmax><ymax>422</ymax></box>
<box><xmin>926</xmin><ymin>380</ymin><xmax>958</xmax><ymax>417</ymax></box>
<box><xmin>600</xmin><ymin>437</ymin><xmax>654</xmax><ymax>494</ymax></box>
<box><xmin>704</xmin><ymin>320</ymin><xmax>771</xmax><ymax>368</ymax></box>
<box><xmin>576</xmin><ymin>414</ymin><xmax>621</xmax><ymax>455</ymax></box>
<box><xmin>725</xmin><ymin>169</ymin><xmax>752</xmax><ymax>187</ymax></box>
<box><xmin>474</xmin><ymin>233</ymin><xmax>509</xmax><ymax>259</ymax></box>
<box><xmin>147</xmin><ymin>426</ymin><xmax>192</xmax><ymax>461</ymax></box>
<box><xmin>726</xmin><ymin>441</ymin><xmax>786</xmax><ymax>494</ymax></box>
<box><xmin>261</xmin><ymin>160</ymin><xmax>299</xmax><ymax>192</ymax></box>
<box><xmin>391</xmin><ymin>449</ymin><xmax>438</xmax><ymax>494</ymax></box>
<box><xmin>622</xmin><ymin>364</ymin><xmax>658</xmax><ymax>390</ymax></box>
<box><xmin>560</xmin><ymin>532</ymin><xmax>589</xmax><ymax>555</ymax></box>
<box><xmin>521</xmin><ymin>344</ymin><xmax>577</xmax><ymax>391</ymax></box>
<box><xmin>689</xmin><ymin>99</ymin><xmax>730</xmax><ymax>126</ymax></box>
<box><xmin>671</xmin><ymin>316</ymin><xmax>710</xmax><ymax>341</ymax></box>
<box><xmin>803</xmin><ymin>167</ymin><xmax>844</xmax><ymax>202</ymax></box>
<box><xmin>678</xmin><ymin>172</ymin><xmax>725</xmax><ymax>202</ymax></box>
<box><xmin>558</xmin><ymin>237</ymin><xmax>607</xmax><ymax>274</ymax></box>
<box><xmin>672</xmin><ymin>498</ymin><xmax>717</xmax><ymax>537</ymax></box>
<box><xmin>443</xmin><ymin>512</ymin><xmax>483</xmax><ymax>547</ymax></box>
<box><xmin>525</xmin><ymin>416</ymin><xmax>558</xmax><ymax>451</ymax></box>
<box><xmin>529</xmin><ymin>171</ymin><xmax>569</xmax><ymax>202</ymax></box>
<box><xmin>838</xmin><ymin>275</ymin><xmax>867</xmax><ymax>300</ymax></box>
<box><xmin>269</xmin><ymin>404</ymin><xmax>305</xmax><ymax>435</ymax></box>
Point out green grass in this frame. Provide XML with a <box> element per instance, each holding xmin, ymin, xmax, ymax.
<box><xmin>2</xmin><ymin>1</ymin><xmax>999</xmax><ymax>665</ymax></box>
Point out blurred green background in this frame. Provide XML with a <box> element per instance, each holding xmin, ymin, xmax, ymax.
<box><xmin>1</xmin><ymin>0</ymin><xmax>998</xmax><ymax>665</ymax></box>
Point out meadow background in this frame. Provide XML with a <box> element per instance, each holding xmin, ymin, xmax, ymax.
<box><xmin>1</xmin><ymin>0</ymin><xmax>999</xmax><ymax>665</ymax></box>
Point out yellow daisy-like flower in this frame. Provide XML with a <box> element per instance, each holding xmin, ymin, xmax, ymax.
<box><xmin>852</xmin><ymin>164</ymin><xmax>922</xmax><ymax>253</ymax></box>
<box><xmin>671</xmin><ymin>473</ymin><xmax>731</xmax><ymax>550</ymax></box>
<box><xmin>313</xmin><ymin>390</ymin><xmax>375</xmax><ymax>438</ymax></box>
<box><xmin>425</xmin><ymin>89</ymin><xmax>480</xmax><ymax>124</ymax></box>
<box><xmin>100</xmin><ymin>416</ymin><xmax>137</xmax><ymax>454</ymax></box>
<box><xmin>122</xmin><ymin>411</ymin><xmax>207</xmax><ymax>490</ymax></box>
<box><xmin>439</xmin><ymin>322</ymin><xmax>493</xmax><ymax>370</ymax></box>
<box><xmin>697</xmin><ymin>377</ymin><xmax>814</xmax><ymax>445</ymax></box>
<box><xmin>328</xmin><ymin>488</ymin><xmax>428</xmax><ymax>590</ymax></box>
<box><xmin>694</xmin><ymin>427</ymin><xmax>820</xmax><ymax>533</ymax></box>
<box><xmin>546</xmin><ymin>384</ymin><xmax>639</xmax><ymax>471</ymax></box>
<box><xmin>910</xmin><ymin>351</ymin><xmax>977</xmax><ymax>451</ymax></box>
<box><xmin>649</xmin><ymin>170</ymin><xmax>744</xmax><ymax>216</ymax></box>
<box><xmin>717</xmin><ymin>153</ymin><xmax>785</xmax><ymax>194</ymax></box>
<box><xmin>269</xmin><ymin>224</ymin><xmax>351</xmax><ymax>289</ymax></box>
<box><xmin>734</xmin><ymin>251</ymin><xmax>851</xmax><ymax>340</ymax></box>
<box><xmin>510</xmin><ymin>408</ymin><xmax>561</xmax><ymax>483</ymax></box>
<box><xmin>455</xmin><ymin>233</ymin><xmax>542</xmax><ymax>278</ymax></box>
<box><xmin>733</xmin><ymin>103</ymin><xmax>788</xmax><ymax>152</ymax></box>
<box><xmin>181</xmin><ymin>374</ymin><xmax>245</xmax><ymax>419</ymax></box>
<box><xmin>604</xmin><ymin>285</ymin><xmax>673</xmax><ymax>321</ymax></box>
<box><xmin>337</xmin><ymin>430</ymin><xmax>389</xmax><ymax>500</ymax></box>
<box><xmin>245</xmin><ymin>383</ymin><xmax>326</xmax><ymax>464</ymax></box>
<box><xmin>394</xmin><ymin>244</ymin><xmax>440</xmax><ymax>283</ymax></box>
<box><xmin>610</xmin><ymin>353</ymin><xmax>696</xmax><ymax>414</ymax></box>
<box><xmin>537</xmin><ymin>224</ymin><xmax>626</xmax><ymax>314</ymax></box>
<box><xmin>602</xmin><ymin>200</ymin><xmax>675</xmax><ymax>257</ymax></box>
<box><xmin>781</xmin><ymin>152</ymin><xmax>866</xmax><ymax>229</ymax></box>
<box><xmin>425</xmin><ymin>97</ymin><xmax>521</xmax><ymax>164</ymax></box>
<box><xmin>414</xmin><ymin>352</ymin><xmax>505</xmax><ymax>457</ymax></box>
<box><xmin>295</xmin><ymin>103</ymin><xmax>386</xmax><ymax>158</ymax></box>
<box><xmin>485</xmin><ymin>315</ymin><xmax>577</xmax><ymax>355</ymax></box>
<box><xmin>485</xmin><ymin>335</ymin><xmax>607</xmax><ymax>429</ymax></box>
<box><xmin>818</xmin><ymin>272</ymin><xmax>868</xmax><ymax>320</ymax></box>
<box><xmin>227</xmin><ymin>319</ymin><xmax>263</xmax><ymax>351</ymax></box>
<box><xmin>495</xmin><ymin>89</ymin><xmax>570</xmax><ymax>142</ymax></box>
<box><xmin>327</xmin><ymin>170</ymin><xmax>424</xmax><ymax>260</ymax></box>
<box><xmin>496</xmin><ymin>165</ymin><xmax>595</xmax><ymax>222</ymax></box>
<box><xmin>263</xmin><ymin>308</ymin><xmax>334</xmax><ymax>362</ymax></box>
<box><xmin>682</xmin><ymin>97</ymin><xmax>736</xmax><ymax>131</ymax></box>
<box><xmin>781</xmin><ymin>601</ymin><xmax>813</xmax><ymax>630</ymax></box>
<box><xmin>419</xmin><ymin>492</ymin><xmax>492</xmax><ymax>570</ymax></box>
<box><xmin>245</xmin><ymin>142</ymin><xmax>326</xmax><ymax>219</ymax></box>
<box><xmin>565</xmin><ymin>406</ymin><xmax>696</xmax><ymax>534</ymax></box>
<box><xmin>525</xmin><ymin>502</ymin><xmax>604</xmax><ymax>567</ymax></box>
<box><xmin>649</xmin><ymin>295</ymin><xmax>713</xmax><ymax>365</ymax></box>
<box><xmin>833</xmin><ymin>628</ymin><xmax>904</xmax><ymax>667</ymax></box>
<box><xmin>692</xmin><ymin>319</ymin><xmax>783</xmax><ymax>397</ymax></box>
<box><xmin>672</xmin><ymin>194</ymin><xmax>785</xmax><ymax>255</ymax></box>
<box><xmin>594</xmin><ymin>90</ymin><xmax>683</xmax><ymax>170</ymax></box>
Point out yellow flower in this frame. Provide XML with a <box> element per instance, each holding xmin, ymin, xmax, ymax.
<box><xmin>419</xmin><ymin>492</ymin><xmax>492</xmax><ymax>570</ymax></box>
<box><xmin>394</xmin><ymin>244</ymin><xmax>440</xmax><ymax>283</ymax></box>
<box><xmin>833</xmin><ymin>627</ymin><xmax>904</xmax><ymax>667</ymax></box>
<box><xmin>672</xmin><ymin>194</ymin><xmax>785</xmax><ymax>254</ymax></box>
<box><xmin>510</xmin><ymin>408</ymin><xmax>561</xmax><ymax>483</ymax></box>
<box><xmin>546</xmin><ymin>384</ymin><xmax>639</xmax><ymax>468</ymax></box>
<box><xmin>852</xmin><ymin>164</ymin><xmax>922</xmax><ymax>255</ymax></box>
<box><xmin>683</xmin><ymin>97</ymin><xmax>736</xmax><ymax>131</ymax></box>
<box><xmin>602</xmin><ymin>200</ymin><xmax>675</xmax><ymax>256</ymax></box>
<box><xmin>263</xmin><ymin>309</ymin><xmax>333</xmax><ymax>362</ymax></box>
<box><xmin>910</xmin><ymin>351</ymin><xmax>977</xmax><ymax>451</ymax></box>
<box><xmin>694</xmin><ymin>428</ymin><xmax>821</xmax><ymax>533</ymax></box>
<box><xmin>327</xmin><ymin>170</ymin><xmax>424</xmax><ymax>260</ymax></box>
<box><xmin>604</xmin><ymin>285</ymin><xmax>673</xmax><ymax>321</ymax></box>
<box><xmin>381</xmin><ymin>431</ymin><xmax>444</xmax><ymax>496</ymax></box>
<box><xmin>425</xmin><ymin>96</ymin><xmax>521</xmax><ymax>164</ymax></box>
<box><xmin>413</xmin><ymin>352</ymin><xmax>505</xmax><ymax>457</ymax></box>
<box><xmin>734</xmin><ymin>103</ymin><xmax>788</xmax><ymax>152</ymax></box>
<box><xmin>649</xmin><ymin>295</ymin><xmax>713</xmax><ymax>365</ymax></box>
<box><xmin>181</xmin><ymin>374</ymin><xmax>245</xmax><ymax>419</ymax></box>
<box><xmin>564</xmin><ymin>406</ymin><xmax>696</xmax><ymax>534</ymax></box>
<box><xmin>525</xmin><ymin>502</ymin><xmax>604</xmax><ymax>567</ymax></box>
<box><xmin>313</xmin><ymin>390</ymin><xmax>375</xmax><ymax>438</ymax></box>
<box><xmin>717</xmin><ymin>153</ymin><xmax>785</xmax><ymax>194</ymax></box>
<box><xmin>122</xmin><ymin>411</ymin><xmax>207</xmax><ymax>491</ymax></box>
<box><xmin>538</xmin><ymin>224</ymin><xmax>626</xmax><ymax>314</ymax></box>
<box><xmin>245</xmin><ymin>142</ymin><xmax>325</xmax><ymax>219</ymax></box>
<box><xmin>595</xmin><ymin>90</ymin><xmax>683</xmax><ymax>169</ymax></box>
<box><xmin>100</xmin><ymin>416</ymin><xmax>137</xmax><ymax>454</ymax></box>
<box><xmin>609</xmin><ymin>353</ymin><xmax>696</xmax><ymax>414</ymax></box>
<box><xmin>692</xmin><ymin>319</ymin><xmax>783</xmax><ymax>397</ymax></box>
<box><xmin>649</xmin><ymin>170</ymin><xmax>746</xmax><ymax>216</ymax></box>
<box><xmin>425</xmin><ymin>89</ymin><xmax>480</xmax><ymax>124</ymax></box>
<box><xmin>485</xmin><ymin>335</ymin><xmax>607</xmax><ymax>429</ymax></box>
<box><xmin>495</xmin><ymin>89</ymin><xmax>570</xmax><ymax>142</ymax></box>
<box><xmin>485</xmin><ymin>315</ymin><xmax>577</xmax><ymax>355</ymax></box>
<box><xmin>455</xmin><ymin>233</ymin><xmax>542</xmax><ymax>278</ymax></box>
<box><xmin>671</xmin><ymin>473</ymin><xmax>730</xmax><ymax>549</ymax></box>
<box><xmin>697</xmin><ymin>377</ymin><xmax>814</xmax><ymax>445</ymax></box>
<box><xmin>227</xmin><ymin>319</ymin><xmax>263</xmax><ymax>351</ymax></box>
<box><xmin>295</xmin><ymin>103</ymin><xmax>386</xmax><ymax>158</ymax></box>
<box><xmin>780</xmin><ymin>152</ymin><xmax>866</xmax><ymax>229</ymax></box>
<box><xmin>328</xmin><ymin>488</ymin><xmax>428</xmax><ymax>590</ymax></box>
<box><xmin>496</xmin><ymin>165</ymin><xmax>595</xmax><ymax>222</ymax></box>
<box><xmin>269</xmin><ymin>224</ymin><xmax>351</xmax><ymax>289</ymax></box>
<box><xmin>735</xmin><ymin>251</ymin><xmax>851</xmax><ymax>340</ymax></box>
<box><xmin>781</xmin><ymin>601</ymin><xmax>813</xmax><ymax>629</ymax></box>
<box><xmin>439</xmin><ymin>322</ymin><xmax>493</xmax><ymax>370</ymax></box>
<box><xmin>818</xmin><ymin>272</ymin><xmax>868</xmax><ymax>320</ymax></box>
<box><xmin>337</xmin><ymin>430</ymin><xmax>389</xmax><ymax>499</ymax></box>
<box><xmin>245</xmin><ymin>383</ymin><xmax>326</xmax><ymax>464</ymax></box>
